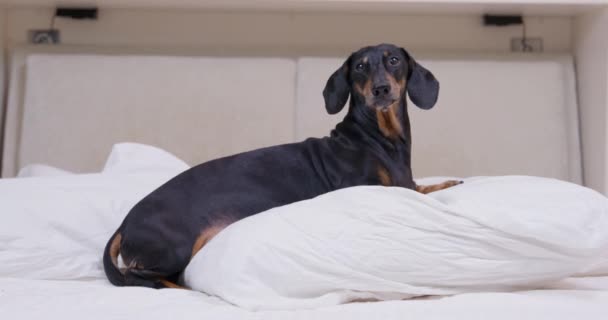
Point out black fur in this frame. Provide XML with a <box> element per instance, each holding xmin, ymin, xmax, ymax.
<box><xmin>103</xmin><ymin>43</ymin><xmax>441</xmax><ymax>288</ymax></box>
<box><xmin>401</xmin><ymin>49</ymin><xmax>439</xmax><ymax>110</ymax></box>
<box><xmin>323</xmin><ymin>59</ymin><xmax>351</xmax><ymax>115</ymax></box>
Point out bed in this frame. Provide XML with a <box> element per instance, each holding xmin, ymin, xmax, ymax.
<box><xmin>2</xmin><ymin>48</ymin><xmax>606</xmax><ymax>319</ymax></box>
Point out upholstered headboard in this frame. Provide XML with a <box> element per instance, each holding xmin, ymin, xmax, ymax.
<box><xmin>1</xmin><ymin>49</ymin><xmax>582</xmax><ymax>184</ymax></box>
<box><xmin>3</xmin><ymin>53</ymin><xmax>296</xmax><ymax>175</ymax></box>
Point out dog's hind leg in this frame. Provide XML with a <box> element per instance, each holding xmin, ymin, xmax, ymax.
<box><xmin>128</xmin><ymin>223</ymin><xmax>231</xmax><ymax>289</ymax></box>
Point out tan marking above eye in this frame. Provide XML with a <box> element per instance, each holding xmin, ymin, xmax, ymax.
<box><xmin>363</xmin><ymin>56</ymin><xmax>368</xmax><ymax>63</ymax></box>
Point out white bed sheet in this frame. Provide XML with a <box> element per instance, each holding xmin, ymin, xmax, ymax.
<box><xmin>2</xmin><ymin>277</ymin><xmax>608</xmax><ymax>320</ymax></box>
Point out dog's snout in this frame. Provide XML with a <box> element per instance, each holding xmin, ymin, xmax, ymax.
<box><xmin>372</xmin><ymin>84</ymin><xmax>390</xmax><ymax>97</ymax></box>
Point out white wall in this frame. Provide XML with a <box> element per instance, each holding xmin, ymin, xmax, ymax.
<box><xmin>0</xmin><ymin>7</ymin><xmax>5</xmax><ymax>173</ymax></box>
<box><xmin>574</xmin><ymin>8</ymin><xmax>608</xmax><ymax>194</ymax></box>
<box><xmin>4</xmin><ymin>8</ymin><xmax>572</xmax><ymax>56</ymax></box>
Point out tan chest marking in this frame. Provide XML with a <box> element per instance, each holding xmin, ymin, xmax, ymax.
<box><xmin>376</xmin><ymin>103</ymin><xmax>402</xmax><ymax>139</ymax></box>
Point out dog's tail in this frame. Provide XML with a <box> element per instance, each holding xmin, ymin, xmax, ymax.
<box><xmin>103</xmin><ymin>231</ymin><xmax>183</xmax><ymax>289</ymax></box>
<box><xmin>103</xmin><ymin>231</ymin><xmax>129</xmax><ymax>286</ymax></box>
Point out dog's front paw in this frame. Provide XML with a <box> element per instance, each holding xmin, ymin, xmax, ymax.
<box><xmin>444</xmin><ymin>180</ymin><xmax>463</xmax><ymax>188</ymax></box>
<box><xmin>416</xmin><ymin>180</ymin><xmax>463</xmax><ymax>194</ymax></box>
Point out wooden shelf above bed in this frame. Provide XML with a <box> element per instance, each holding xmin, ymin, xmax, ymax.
<box><xmin>0</xmin><ymin>0</ymin><xmax>605</xmax><ymax>16</ymax></box>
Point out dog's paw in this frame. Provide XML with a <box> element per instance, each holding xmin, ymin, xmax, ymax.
<box><xmin>416</xmin><ymin>180</ymin><xmax>462</xmax><ymax>194</ymax></box>
<box><xmin>444</xmin><ymin>180</ymin><xmax>463</xmax><ymax>187</ymax></box>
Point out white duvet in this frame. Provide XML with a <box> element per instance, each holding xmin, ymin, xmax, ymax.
<box><xmin>184</xmin><ymin>176</ymin><xmax>608</xmax><ymax>310</ymax></box>
<box><xmin>2</xmin><ymin>142</ymin><xmax>608</xmax><ymax>319</ymax></box>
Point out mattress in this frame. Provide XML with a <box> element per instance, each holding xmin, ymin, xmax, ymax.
<box><xmin>2</xmin><ymin>277</ymin><xmax>608</xmax><ymax>320</ymax></box>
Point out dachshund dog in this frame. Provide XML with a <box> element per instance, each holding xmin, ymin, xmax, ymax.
<box><xmin>103</xmin><ymin>43</ymin><xmax>461</xmax><ymax>289</ymax></box>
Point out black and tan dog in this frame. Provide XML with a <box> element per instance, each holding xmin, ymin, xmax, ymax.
<box><xmin>103</xmin><ymin>43</ymin><xmax>461</xmax><ymax>289</ymax></box>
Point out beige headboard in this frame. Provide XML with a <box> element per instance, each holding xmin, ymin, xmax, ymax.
<box><xmin>2</xmin><ymin>49</ymin><xmax>582</xmax><ymax>184</ymax></box>
<box><xmin>3</xmin><ymin>51</ymin><xmax>297</xmax><ymax>175</ymax></box>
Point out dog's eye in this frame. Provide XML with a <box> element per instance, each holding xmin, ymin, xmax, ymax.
<box><xmin>355</xmin><ymin>63</ymin><xmax>365</xmax><ymax>71</ymax></box>
<box><xmin>389</xmin><ymin>57</ymin><xmax>400</xmax><ymax>66</ymax></box>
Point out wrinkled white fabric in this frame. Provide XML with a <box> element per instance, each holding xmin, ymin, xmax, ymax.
<box><xmin>0</xmin><ymin>143</ymin><xmax>188</xmax><ymax>280</ymax></box>
<box><xmin>184</xmin><ymin>176</ymin><xmax>608</xmax><ymax>310</ymax></box>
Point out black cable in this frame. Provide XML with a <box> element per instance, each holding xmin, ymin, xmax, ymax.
<box><xmin>521</xmin><ymin>18</ymin><xmax>533</xmax><ymax>52</ymax></box>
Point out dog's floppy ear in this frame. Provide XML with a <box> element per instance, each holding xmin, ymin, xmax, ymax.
<box><xmin>323</xmin><ymin>59</ymin><xmax>351</xmax><ymax>115</ymax></box>
<box><xmin>402</xmin><ymin>49</ymin><xmax>439</xmax><ymax>110</ymax></box>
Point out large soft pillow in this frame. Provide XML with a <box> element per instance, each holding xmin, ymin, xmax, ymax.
<box><xmin>184</xmin><ymin>176</ymin><xmax>608</xmax><ymax>310</ymax></box>
<box><xmin>0</xmin><ymin>143</ymin><xmax>188</xmax><ymax>280</ymax></box>
<box><xmin>17</xmin><ymin>164</ymin><xmax>73</xmax><ymax>177</ymax></box>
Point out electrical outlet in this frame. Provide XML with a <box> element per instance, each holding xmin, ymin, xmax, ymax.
<box><xmin>29</xmin><ymin>29</ymin><xmax>60</xmax><ymax>44</ymax></box>
<box><xmin>510</xmin><ymin>37</ymin><xmax>543</xmax><ymax>53</ymax></box>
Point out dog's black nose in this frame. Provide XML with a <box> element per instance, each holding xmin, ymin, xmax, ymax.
<box><xmin>372</xmin><ymin>84</ymin><xmax>390</xmax><ymax>97</ymax></box>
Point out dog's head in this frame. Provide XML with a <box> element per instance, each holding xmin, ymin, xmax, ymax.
<box><xmin>323</xmin><ymin>44</ymin><xmax>439</xmax><ymax>115</ymax></box>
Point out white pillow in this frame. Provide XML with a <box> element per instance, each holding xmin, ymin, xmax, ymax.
<box><xmin>15</xmin><ymin>142</ymin><xmax>189</xmax><ymax>177</ymax></box>
<box><xmin>0</xmin><ymin>143</ymin><xmax>188</xmax><ymax>280</ymax></box>
<box><xmin>103</xmin><ymin>142</ymin><xmax>189</xmax><ymax>174</ymax></box>
<box><xmin>184</xmin><ymin>176</ymin><xmax>608</xmax><ymax>310</ymax></box>
<box><xmin>17</xmin><ymin>164</ymin><xmax>74</xmax><ymax>177</ymax></box>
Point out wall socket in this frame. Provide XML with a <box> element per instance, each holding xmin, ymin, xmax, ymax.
<box><xmin>29</xmin><ymin>29</ymin><xmax>60</xmax><ymax>44</ymax></box>
<box><xmin>510</xmin><ymin>37</ymin><xmax>543</xmax><ymax>53</ymax></box>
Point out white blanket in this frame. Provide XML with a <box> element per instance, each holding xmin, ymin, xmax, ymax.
<box><xmin>185</xmin><ymin>176</ymin><xmax>608</xmax><ymax>310</ymax></box>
